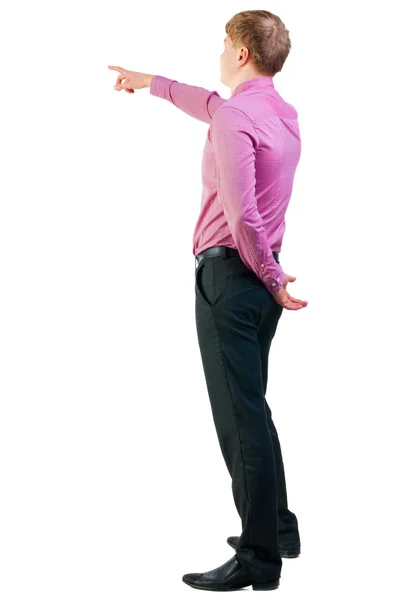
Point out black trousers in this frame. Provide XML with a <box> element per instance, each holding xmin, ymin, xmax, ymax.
<box><xmin>194</xmin><ymin>247</ymin><xmax>299</xmax><ymax>580</ymax></box>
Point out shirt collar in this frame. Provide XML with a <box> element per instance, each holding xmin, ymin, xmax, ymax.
<box><xmin>231</xmin><ymin>76</ymin><xmax>274</xmax><ymax>98</ymax></box>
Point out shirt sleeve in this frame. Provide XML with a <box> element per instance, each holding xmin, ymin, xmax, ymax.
<box><xmin>210</xmin><ymin>106</ymin><xmax>285</xmax><ymax>294</ymax></box>
<box><xmin>149</xmin><ymin>75</ymin><xmax>227</xmax><ymax>124</ymax></box>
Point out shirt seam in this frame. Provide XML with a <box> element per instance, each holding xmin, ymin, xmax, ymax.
<box><xmin>213</xmin><ymin>105</ymin><xmax>260</xmax><ymax>148</ymax></box>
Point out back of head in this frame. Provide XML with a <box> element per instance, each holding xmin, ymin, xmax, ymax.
<box><xmin>225</xmin><ymin>10</ymin><xmax>291</xmax><ymax>77</ymax></box>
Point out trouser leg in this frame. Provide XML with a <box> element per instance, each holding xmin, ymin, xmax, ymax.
<box><xmin>258</xmin><ymin>312</ymin><xmax>300</xmax><ymax>545</ymax></box>
<box><xmin>195</xmin><ymin>256</ymin><xmax>282</xmax><ymax>579</ymax></box>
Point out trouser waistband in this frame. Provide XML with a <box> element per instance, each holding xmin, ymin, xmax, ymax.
<box><xmin>195</xmin><ymin>246</ymin><xmax>279</xmax><ymax>268</ymax></box>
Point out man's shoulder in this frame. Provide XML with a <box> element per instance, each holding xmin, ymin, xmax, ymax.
<box><xmin>211</xmin><ymin>100</ymin><xmax>253</xmax><ymax>125</ymax></box>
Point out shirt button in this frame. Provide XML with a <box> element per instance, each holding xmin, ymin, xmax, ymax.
<box><xmin>271</xmin><ymin>282</ymin><xmax>276</xmax><ymax>287</ymax></box>
<box><xmin>260</xmin><ymin>263</ymin><xmax>264</xmax><ymax>267</ymax></box>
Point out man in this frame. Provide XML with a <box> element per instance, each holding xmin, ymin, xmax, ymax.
<box><xmin>109</xmin><ymin>8</ymin><xmax>307</xmax><ymax>592</ymax></box>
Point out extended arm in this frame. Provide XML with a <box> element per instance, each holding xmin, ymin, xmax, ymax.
<box><xmin>149</xmin><ymin>75</ymin><xmax>227</xmax><ymax>124</ymax></box>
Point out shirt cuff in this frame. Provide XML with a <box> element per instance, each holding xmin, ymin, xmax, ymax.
<box><xmin>261</xmin><ymin>264</ymin><xmax>285</xmax><ymax>295</ymax></box>
<box><xmin>149</xmin><ymin>75</ymin><xmax>175</xmax><ymax>99</ymax></box>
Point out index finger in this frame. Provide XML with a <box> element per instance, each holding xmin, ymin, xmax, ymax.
<box><xmin>284</xmin><ymin>299</ymin><xmax>305</xmax><ymax>310</ymax></box>
<box><xmin>287</xmin><ymin>292</ymin><xmax>307</xmax><ymax>305</ymax></box>
<box><xmin>108</xmin><ymin>65</ymin><xmax>126</xmax><ymax>74</ymax></box>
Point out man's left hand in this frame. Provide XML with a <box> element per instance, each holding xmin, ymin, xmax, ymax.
<box><xmin>272</xmin><ymin>273</ymin><xmax>308</xmax><ymax>310</ymax></box>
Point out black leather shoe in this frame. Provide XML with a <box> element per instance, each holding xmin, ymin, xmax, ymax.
<box><xmin>182</xmin><ymin>555</ymin><xmax>279</xmax><ymax>591</ymax></box>
<box><xmin>227</xmin><ymin>536</ymin><xmax>301</xmax><ymax>558</ymax></box>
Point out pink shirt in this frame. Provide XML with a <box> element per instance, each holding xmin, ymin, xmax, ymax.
<box><xmin>149</xmin><ymin>75</ymin><xmax>301</xmax><ymax>294</ymax></box>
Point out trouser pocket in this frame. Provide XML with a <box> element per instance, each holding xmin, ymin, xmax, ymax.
<box><xmin>195</xmin><ymin>258</ymin><xmax>231</xmax><ymax>308</ymax></box>
<box><xmin>195</xmin><ymin>259</ymin><xmax>214</xmax><ymax>307</ymax></box>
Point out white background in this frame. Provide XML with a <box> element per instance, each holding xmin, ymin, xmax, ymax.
<box><xmin>1</xmin><ymin>1</ymin><xmax>396</xmax><ymax>598</ymax></box>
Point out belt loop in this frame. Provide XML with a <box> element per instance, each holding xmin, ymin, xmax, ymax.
<box><xmin>222</xmin><ymin>246</ymin><xmax>227</xmax><ymax>260</ymax></box>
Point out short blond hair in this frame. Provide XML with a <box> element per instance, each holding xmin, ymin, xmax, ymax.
<box><xmin>225</xmin><ymin>10</ymin><xmax>291</xmax><ymax>76</ymax></box>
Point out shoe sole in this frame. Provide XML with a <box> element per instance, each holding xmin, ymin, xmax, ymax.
<box><xmin>227</xmin><ymin>539</ymin><xmax>300</xmax><ymax>559</ymax></box>
<box><xmin>182</xmin><ymin>577</ymin><xmax>280</xmax><ymax>591</ymax></box>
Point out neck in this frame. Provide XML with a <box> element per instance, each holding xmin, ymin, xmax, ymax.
<box><xmin>229</xmin><ymin>72</ymin><xmax>271</xmax><ymax>94</ymax></box>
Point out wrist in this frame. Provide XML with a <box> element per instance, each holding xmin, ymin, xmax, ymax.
<box><xmin>145</xmin><ymin>74</ymin><xmax>154</xmax><ymax>88</ymax></box>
